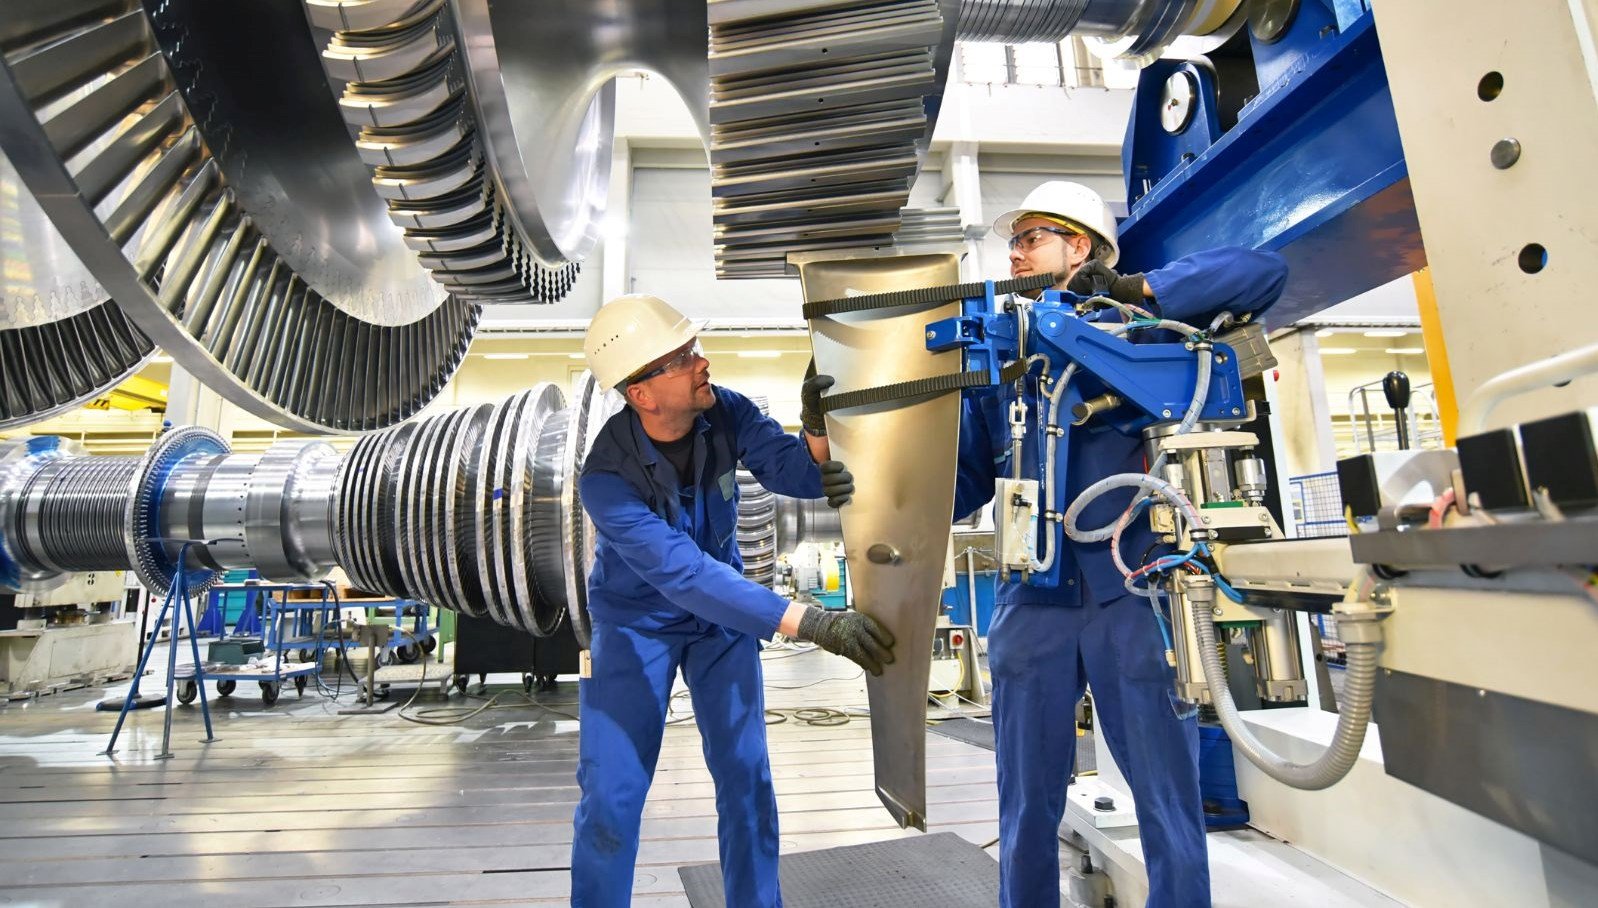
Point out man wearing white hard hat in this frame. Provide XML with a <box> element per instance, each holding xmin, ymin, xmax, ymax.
<box><xmin>571</xmin><ymin>293</ymin><xmax>895</xmax><ymax>907</ymax></box>
<box><xmin>953</xmin><ymin>182</ymin><xmax>1289</xmax><ymax>908</ymax></box>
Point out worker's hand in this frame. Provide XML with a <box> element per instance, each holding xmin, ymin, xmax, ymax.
<box><xmin>1067</xmin><ymin>260</ymin><xmax>1146</xmax><ymax>308</ymax></box>
<box><xmin>819</xmin><ymin>460</ymin><xmax>853</xmax><ymax>508</ymax></box>
<box><xmin>800</xmin><ymin>361</ymin><xmax>832</xmax><ymax>437</ymax></box>
<box><xmin>797</xmin><ymin>607</ymin><xmax>896</xmax><ymax>676</ymax></box>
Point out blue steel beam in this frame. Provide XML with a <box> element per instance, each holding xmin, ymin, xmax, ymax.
<box><xmin>1116</xmin><ymin>7</ymin><xmax>1424</xmax><ymax>325</ymax></box>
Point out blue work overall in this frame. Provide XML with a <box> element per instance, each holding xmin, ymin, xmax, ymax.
<box><xmin>572</xmin><ymin>386</ymin><xmax>823</xmax><ymax>908</ymax></box>
<box><xmin>954</xmin><ymin>248</ymin><xmax>1288</xmax><ymax>908</ymax></box>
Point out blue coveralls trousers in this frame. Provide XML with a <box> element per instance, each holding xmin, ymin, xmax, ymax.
<box><xmin>571</xmin><ymin>617</ymin><xmax>781</xmax><ymax>907</ymax></box>
<box><xmin>989</xmin><ymin>594</ymin><xmax>1209</xmax><ymax>908</ymax></box>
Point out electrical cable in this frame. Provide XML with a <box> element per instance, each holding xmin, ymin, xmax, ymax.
<box><xmin>322</xmin><ymin>581</ymin><xmax>366</xmax><ymax>698</ymax></box>
<box><xmin>1038</xmin><ymin>314</ymin><xmax>1215</xmax><ymax>568</ymax></box>
<box><xmin>401</xmin><ymin>688</ymin><xmax>580</xmax><ymax>725</ymax></box>
<box><xmin>667</xmin><ymin>664</ymin><xmax>868</xmax><ymax>728</ymax></box>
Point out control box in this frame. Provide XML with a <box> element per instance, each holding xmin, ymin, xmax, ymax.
<box><xmin>994</xmin><ymin>478</ymin><xmax>1040</xmax><ymax>572</ymax></box>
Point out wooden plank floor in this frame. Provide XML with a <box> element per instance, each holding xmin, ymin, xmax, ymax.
<box><xmin>0</xmin><ymin>642</ymin><xmax>1001</xmax><ymax>907</ymax></box>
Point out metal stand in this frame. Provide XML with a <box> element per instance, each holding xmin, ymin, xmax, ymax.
<box><xmin>338</xmin><ymin>622</ymin><xmax>398</xmax><ymax>714</ymax></box>
<box><xmin>101</xmin><ymin>542</ymin><xmax>218</xmax><ymax>758</ymax></box>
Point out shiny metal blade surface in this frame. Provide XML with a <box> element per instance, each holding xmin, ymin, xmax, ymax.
<box><xmin>795</xmin><ymin>250</ymin><xmax>962</xmax><ymax>831</ymax></box>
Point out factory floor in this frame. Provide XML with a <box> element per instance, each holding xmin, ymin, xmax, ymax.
<box><xmin>0</xmin><ymin>639</ymin><xmax>1004</xmax><ymax>906</ymax></box>
<box><xmin>0</xmin><ymin>639</ymin><xmax>1386</xmax><ymax>907</ymax></box>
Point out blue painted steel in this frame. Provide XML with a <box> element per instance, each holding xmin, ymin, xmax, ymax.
<box><xmin>1123</xmin><ymin>61</ymin><xmax>1221</xmax><ymax>201</ymax></box>
<box><xmin>930</xmin><ymin>285</ymin><xmax>1246</xmax><ymax>432</ymax></box>
<box><xmin>1198</xmin><ymin>722</ymin><xmax>1251</xmax><ymax>828</ymax></box>
<box><xmin>1117</xmin><ymin>7</ymin><xmax>1423</xmax><ymax>323</ymax></box>
<box><xmin>924</xmin><ymin>313</ymin><xmax>982</xmax><ymax>354</ymax></box>
<box><xmin>1028</xmin><ymin>303</ymin><xmax>1247</xmax><ymax>431</ymax></box>
<box><xmin>101</xmin><ymin>542</ymin><xmax>217</xmax><ymax>756</ymax></box>
<box><xmin>1327</xmin><ymin>0</ymin><xmax>1370</xmax><ymax>33</ymax></box>
<box><xmin>928</xmin><ymin>282</ymin><xmax>1245</xmax><ymax>592</ymax></box>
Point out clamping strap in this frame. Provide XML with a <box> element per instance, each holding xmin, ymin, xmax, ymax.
<box><xmin>802</xmin><ymin>273</ymin><xmax>1056</xmax><ymax>320</ymax></box>
<box><xmin>820</xmin><ymin>359</ymin><xmax>1031</xmax><ymax>414</ymax></box>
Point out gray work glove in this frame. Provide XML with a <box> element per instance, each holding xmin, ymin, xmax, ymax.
<box><xmin>1067</xmin><ymin>260</ymin><xmax>1146</xmax><ymax>308</ymax></box>
<box><xmin>797</xmin><ymin>607</ymin><xmax>896</xmax><ymax>676</ymax></box>
<box><xmin>819</xmin><ymin>460</ymin><xmax>853</xmax><ymax>508</ymax></box>
<box><xmin>800</xmin><ymin>361</ymin><xmax>832</xmax><ymax>437</ymax></box>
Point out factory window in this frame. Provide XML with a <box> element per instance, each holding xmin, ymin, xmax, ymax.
<box><xmin>1010</xmin><ymin>43</ymin><xmax>1065</xmax><ymax>87</ymax></box>
<box><xmin>958</xmin><ymin>41</ymin><xmax>1081</xmax><ymax>88</ymax></box>
<box><xmin>958</xmin><ymin>42</ymin><xmax>1011</xmax><ymax>84</ymax></box>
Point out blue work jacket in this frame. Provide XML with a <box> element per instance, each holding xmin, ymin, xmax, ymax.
<box><xmin>580</xmin><ymin>386</ymin><xmax>824</xmax><ymax>639</ymax></box>
<box><xmin>954</xmin><ymin>247</ymin><xmax>1289</xmax><ymax>607</ymax></box>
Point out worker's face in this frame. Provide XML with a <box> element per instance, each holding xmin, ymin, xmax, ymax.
<box><xmin>1008</xmin><ymin>216</ymin><xmax>1093</xmax><ymax>288</ymax></box>
<box><xmin>625</xmin><ymin>339</ymin><xmax>713</xmax><ymax>417</ymax></box>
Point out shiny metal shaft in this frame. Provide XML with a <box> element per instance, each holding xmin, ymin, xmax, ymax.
<box><xmin>16</xmin><ymin>457</ymin><xmax>141</xmax><ymax>574</ymax></box>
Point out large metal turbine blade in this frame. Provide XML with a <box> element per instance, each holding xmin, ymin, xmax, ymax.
<box><xmin>0</xmin><ymin>144</ymin><xmax>154</xmax><ymax>428</ymax></box>
<box><xmin>305</xmin><ymin>0</ymin><xmax>586</xmax><ymax>302</ymax></box>
<box><xmin>0</xmin><ymin>0</ymin><xmax>478</xmax><ymax>432</ymax></box>
<box><xmin>795</xmin><ymin>250</ymin><xmax>965</xmax><ymax>831</ymax></box>
<box><xmin>706</xmin><ymin>0</ymin><xmax>962</xmax><ymax>278</ymax></box>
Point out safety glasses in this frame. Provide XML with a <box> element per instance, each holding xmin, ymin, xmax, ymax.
<box><xmin>1007</xmin><ymin>225</ymin><xmax>1081</xmax><ymax>252</ymax></box>
<box><xmin>629</xmin><ymin>340</ymin><xmax>703</xmax><ymax>384</ymax></box>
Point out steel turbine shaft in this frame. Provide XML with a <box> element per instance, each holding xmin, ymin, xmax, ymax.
<box><xmin>0</xmin><ymin>377</ymin><xmax>621</xmax><ymax>644</ymax></box>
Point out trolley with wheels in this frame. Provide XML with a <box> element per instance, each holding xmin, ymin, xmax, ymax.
<box><xmin>189</xmin><ymin>581</ymin><xmax>333</xmax><ymax>706</ymax></box>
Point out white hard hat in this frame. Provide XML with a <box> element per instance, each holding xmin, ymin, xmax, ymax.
<box><xmin>991</xmin><ymin>180</ymin><xmax>1120</xmax><ymax>267</ymax></box>
<box><xmin>584</xmin><ymin>294</ymin><xmax>707</xmax><ymax>390</ymax></box>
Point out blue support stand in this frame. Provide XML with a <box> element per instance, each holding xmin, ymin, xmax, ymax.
<box><xmin>101</xmin><ymin>541</ymin><xmax>218</xmax><ymax>759</ymax></box>
<box><xmin>230</xmin><ymin>586</ymin><xmax>264</xmax><ymax>637</ymax></box>
<box><xmin>196</xmin><ymin>589</ymin><xmax>225</xmax><ymax>637</ymax></box>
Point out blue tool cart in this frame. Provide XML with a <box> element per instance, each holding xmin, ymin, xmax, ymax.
<box><xmin>186</xmin><ymin>581</ymin><xmax>333</xmax><ymax>706</ymax></box>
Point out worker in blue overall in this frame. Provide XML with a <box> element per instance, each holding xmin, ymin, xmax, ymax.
<box><xmin>573</xmin><ymin>293</ymin><xmax>895</xmax><ymax>908</ymax></box>
<box><xmin>955</xmin><ymin>182</ymin><xmax>1288</xmax><ymax>908</ymax></box>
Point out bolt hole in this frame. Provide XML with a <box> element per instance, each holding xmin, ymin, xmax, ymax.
<box><xmin>817</xmin><ymin>97</ymin><xmax>825</xmax><ymax>103</ymax></box>
<box><xmin>1518</xmin><ymin>243</ymin><xmax>1547</xmax><ymax>274</ymax></box>
<box><xmin>1478</xmin><ymin>71</ymin><xmax>1503</xmax><ymax>101</ymax></box>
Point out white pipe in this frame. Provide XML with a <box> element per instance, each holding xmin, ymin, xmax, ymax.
<box><xmin>1459</xmin><ymin>341</ymin><xmax>1598</xmax><ymax>434</ymax></box>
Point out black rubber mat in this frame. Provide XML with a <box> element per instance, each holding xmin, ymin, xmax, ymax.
<box><xmin>679</xmin><ymin>831</ymin><xmax>1000</xmax><ymax>907</ymax></box>
<box><xmin>928</xmin><ymin>717</ymin><xmax>996</xmax><ymax>750</ymax></box>
<box><xmin>929</xmin><ymin>720</ymin><xmax>1098</xmax><ymax>772</ymax></box>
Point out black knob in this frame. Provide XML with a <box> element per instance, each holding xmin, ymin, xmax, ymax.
<box><xmin>1382</xmin><ymin>370</ymin><xmax>1411</xmax><ymax>410</ymax></box>
<box><xmin>1093</xmin><ymin>796</ymin><xmax>1115</xmax><ymax>812</ymax></box>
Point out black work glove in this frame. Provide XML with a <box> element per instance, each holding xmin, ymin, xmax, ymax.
<box><xmin>819</xmin><ymin>460</ymin><xmax>853</xmax><ymax>508</ymax></box>
<box><xmin>800</xmin><ymin>361</ymin><xmax>832</xmax><ymax>437</ymax></box>
<box><xmin>797</xmin><ymin>607</ymin><xmax>896</xmax><ymax>676</ymax></box>
<box><xmin>1067</xmin><ymin>260</ymin><xmax>1146</xmax><ymax>309</ymax></box>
